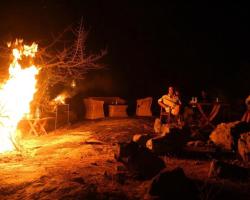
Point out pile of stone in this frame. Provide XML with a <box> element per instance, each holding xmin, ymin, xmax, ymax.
<box><xmin>114</xmin><ymin>141</ymin><xmax>165</xmax><ymax>179</ymax></box>
<box><xmin>210</xmin><ymin>121</ymin><xmax>250</xmax><ymax>161</ymax></box>
<box><xmin>114</xmin><ymin>118</ymin><xmax>250</xmax><ymax>200</ymax></box>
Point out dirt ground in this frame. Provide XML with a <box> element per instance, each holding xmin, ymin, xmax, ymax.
<box><xmin>0</xmin><ymin>117</ymin><xmax>249</xmax><ymax>200</ymax></box>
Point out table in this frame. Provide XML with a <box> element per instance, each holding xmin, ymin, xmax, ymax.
<box><xmin>55</xmin><ymin>104</ymin><xmax>70</xmax><ymax>129</ymax></box>
<box><xmin>108</xmin><ymin>105</ymin><xmax>128</xmax><ymax>117</ymax></box>
<box><xmin>24</xmin><ymin>117</ymin><xmax>54</xmax><ymax>136</ymax></box>
<box><xmin>83</xmin><ymin>98</ymin><xmax>105</xmax><ymax>119</ymax></box>
<box><xmin>189</xmin><ymin>102</ymin><xmax>230</xmax><ymax>128</ymax></box>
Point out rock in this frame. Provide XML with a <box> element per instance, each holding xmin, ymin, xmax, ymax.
<box><xmin>153</xmin><ymin>118</ymin><xmax>182</xmax><ymax>135</ymax></box>
<box><xmin>132</xmin><ymin>134</ymin><xmax>153</xmax><ymax>147</ymax></box>
<box><xmin>148</xmin><ymin>167</ymin><xmax>198</xmax><ymax>200</ymax></box>
<box><xmin>210</xmin><ymin>121</ymin><xmax>239</xmax><ymax>150</ymax></box>
<box><xmin>238</xmin><ymin>132</ymin><xmax>250</xmax><ymax>162</ymax></box>
<box><xmin>115</xmin><ymin>142</ymin><xmax>138</xmax><ymax>161</ymax></box>
<box><xmin>208</xmin><ymin>159</ymin><xmax>248</xmax><ymax>181</ymax></box>
<box><xmin>146</xmin><ymin>128</ymin><xmax>189</xmax><ymax>154</ymax></box>
<box><xmin>114</xmin><ymin>142</ymin><xmax>165</xmax><ymax>179</ymax></box>
<box><xmin>146</xmin><ymin>135</ymin><xmax>173</xmax><ymax>153</ymax></box>
<box><xmin>209</xmin><ymin>121</ymin><xmax>250</xmax><ymax>151</ymax></box>
<box><xmin>160</xmin><ymin>124</ymin><xmax>170</xmax><ymax>135</ymax></box>
<box><xmin>231</xmin><ymin>122</ymin><xmax>250</xmax><ymax>151</ymax></box>
<box><xmin>154</xmin><ymin>118</ymin><xmax>161</xmax><ymax>134</ymax></box>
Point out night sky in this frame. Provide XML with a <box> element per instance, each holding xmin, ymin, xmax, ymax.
<box><xmin>0</xmin><ymin>1</ymin><xmax>249</xmax><ymax>102</ymax></box>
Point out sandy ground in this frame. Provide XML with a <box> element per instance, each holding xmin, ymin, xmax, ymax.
<box><xmin>0</xmin><ymin>117</ymin><xmax>249</xmax><ymax>200</ymax></box>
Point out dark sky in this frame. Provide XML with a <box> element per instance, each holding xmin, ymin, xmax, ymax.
<box><xmin>0</xmin><ymin>0</ymin><xmax>249</xmax><ymax>101</ymax></box>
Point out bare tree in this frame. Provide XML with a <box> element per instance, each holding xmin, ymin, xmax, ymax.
<box><xmin>0</xmin><ymin>20</ymin><xmax>106</xmax><ymax>114</ymax></box>
<box><xmin>33</xmin><ymin>20</ymin><xmax>107</xmax><ymax>113</ymax></box>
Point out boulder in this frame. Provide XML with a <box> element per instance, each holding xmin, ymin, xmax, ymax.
<box><xmin>153</xmin><ymin>118</ymin><xmax>182</xmax><ymax>135</ymax></box>
<box><xmin>154</xmin><ymin>118</ymin><xmax>161</xmax><ymax>134</ymax></box>
<box><xmin>148</xmin><ymin>167</ymin><xmax>198</xmax><ymax>200</ymax></box>
<box><xmin>209</xmin><ymin>121</ymin><xmax>250</xmax><ymax>151</ymax></box>
<box><xmin>208</xmin><ymin>159</ymin><xmax>248</xmax><ymax>181</ymax></box>
<box><xmin>238</xmin><ymin>132</ymin><xmax>250</xmax><ymax>162</ymax></box>
<box><xmin>132</xmin><ymin>134</ymin><xmax>153</xmax><ymax>147</ymax></box>
<box><xmin>146</xmin><ymin>128</ymin><xmax>189</xmax><ymax>154</ymax></box>
<box><xmin>114</xmin><ymin>142</ymin><xmax>165</xmax><ymax>179</ymax></box>
<box><xmin>160</xmin><ymin>124</ymin><xmax>170</xmax><ymax>135</ymax></box>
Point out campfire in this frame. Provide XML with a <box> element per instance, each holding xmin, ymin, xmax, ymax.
<box><xmin>53</xmin><ymin>94</ymin><xmax>67</xmax><ymax>105</ymax></box>
<box><xmin>53</xmin><ymin>80</ymin><xmax>76</xmax><ymax>106</ymax></box>
<box><xmin>0</xmin><ymin>39</ymin><xmax>39</xmax><ymax>153</ymax></box>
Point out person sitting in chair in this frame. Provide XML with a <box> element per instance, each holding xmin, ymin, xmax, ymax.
<box><xmin>158</xmin><ymin>86</ymin><xmax>181</xmax><ymax>124</ymax></box>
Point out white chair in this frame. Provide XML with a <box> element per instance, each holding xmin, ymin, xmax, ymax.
<box><xmin>83</xmin><ymin>98</ymin><xmax>105</xmax><ymax>119</ymax></box>
<box><xmin>136</xmin><ymin>97</ymin><xmax>152</xmax><ymax>116</ymax></box>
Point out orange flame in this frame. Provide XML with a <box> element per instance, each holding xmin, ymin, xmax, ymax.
<box><xmin>71</xmin><ymin>80</ymin><xmax>76</xmax><ymax>88</ymax></box>
<box><xmin>54</xmin><ymin>94</ymin><xmax>66</xmax><ymax>105</ymax></box>
<box><xmin>0</xmin><ymin>40</ymin><xmax>39</xmax><ymax>153</ymax></box>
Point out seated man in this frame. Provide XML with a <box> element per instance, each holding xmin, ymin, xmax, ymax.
<box><xmin>158</xmin><ymin>86</ymin><xmax>181</xmax><ymax>124</ymax></box>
